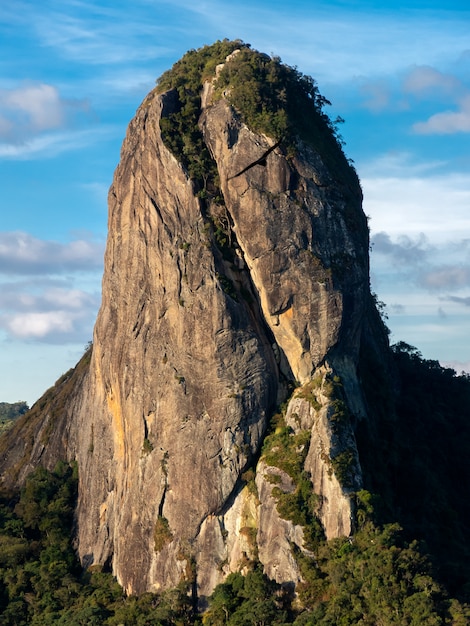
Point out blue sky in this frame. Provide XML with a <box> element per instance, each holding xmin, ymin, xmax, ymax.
<box><xmin>1</xmin><ymin>0</ymin><xmax>469</xmax><ymax>405</ymax></box>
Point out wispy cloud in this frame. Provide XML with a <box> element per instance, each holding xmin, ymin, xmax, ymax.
<box><xmin>26</xmin><ymin>2</ymin><xmax>171</xmax><ymax>67</ymax></box>
<box><xmin>403</xmin><ymin>65</ymin><xmax>463</xmax><ymax>98</ymax></box>
<box><xmin>0</xmin><ymin>125</ymin><xmax>117</xmax><ymax>160</ymax></box>
<box><xmin>10</xmin><ymin>0</ymin><xmax>470</xmax><ymax>84</ymax></box>
<box><xmin>359</xmin><ymin>79</ymin><xmax>393</xmax><ymax>112</ymax></box>
<box><xmin>393</xmin><ymin>65</ymin><xmax>470</xmax><ymax>135</ymax></box>
<box><xmin>0</xmin><ymin>80</ymin><xmax>113</xmax><ymax>160</ymax></box>
<box><xmin>371</xmin><ymin>232</ymin><xmax>430</xmax><ymax>266</ymax></box>
<box><xmin>371</xmin><ymin>231</ymin><xmax>470</xmax><ymax>293</ymax></box>
<box><xmin>356</xmin><ymin>63</ymin><xmax>470</xmax><ymax>132</ymax></box>
<box><xmin>444</xmin><ymin>295</ymin><xmax>470</xmax><ymax>307</ymax></box>
<box><xmin>420</xmin><ymin>266</ymin><xmax>470</xmax><ymax>290</ymax></box>
<box><xmin>185</xmin><ymin>2</ymin><xmax>470</xmax><ymax>83</ymax></box>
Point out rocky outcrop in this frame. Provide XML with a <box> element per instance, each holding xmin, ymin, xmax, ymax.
<box><xmin>0</xmin><ymin>45</ymin><xmax>378</xmax><ymax>601</ymax></box>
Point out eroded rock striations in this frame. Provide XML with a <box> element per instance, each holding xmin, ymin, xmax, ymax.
<box><xmin>0</xmin><ymin>42</ymin><xmax>386</xmax><ymax>601</ymax></box>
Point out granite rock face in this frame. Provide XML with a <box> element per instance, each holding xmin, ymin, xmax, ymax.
<box><xmin>0</xmin><ymin>50</ymin><xmax>376</xmax><ymax>600</ymax></box>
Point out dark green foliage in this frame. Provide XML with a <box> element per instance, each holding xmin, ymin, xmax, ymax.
<box><xmin>154</xmin><ymin>515</ymin><xmax>173</xmax><ymax>552</ymax></box>
<box><xmin>216</xmin><ymin>272</ymin><xmax>238</xmax><ymax>301</ymax></box>
<box><xmin>261</xmin><ymin>414</ymin><xmax>309</xmax><ymax>480</ymax></box>
<box><xmin>292</xmin><ymin>521</ymin><xmax>458</xmax><ymax>625</ymax></box>
<box><xmin>296</xmin><ymin>378</ymin><xmax>322</xmax><ymax>411</ymax></box>
<box><xmin>214</xmin><ymin>46</ymin><xmax>355</xmax><ymax>189</ymax></box>
<box><xmin>156</xmin><ymin>39</ymin><xmax>357</xmax><ymax>200</ymax></box>
<box><xmin>0</xmin><ymin>464</ymin><xmax>196</xmax><ymax>625</ymax></box>
<box><xmin>204</xmin><ymin>566</ymin><xmax>289</xmax><ymax>625</ymax></box>
<box><xmin>157</xmin><ymin>39</ymin><xmax>244</xmax><ymax>193</ymax></box>
<box><xmin>329</xmin><ymin>448</ymin><xmax>356</xmax><ymax>489</ymax></box>
<box><xmin>261</xmin><ymin>414</ymin><xmax>324</xmax><ymax>550</ymax></box>
<box><xmin>0</xmin><ymin>462</ymin><xmax>80</xmax><ymax>624</ymax></box>
<box><xmin>357</xmin><ymin>340</ymin><xmax>470</xmax><ymax>601</ymax></box>
<box><xmin>204</xmin><ymin>523</ymin><xmax>470</xmax><ymax>624</ymax></box>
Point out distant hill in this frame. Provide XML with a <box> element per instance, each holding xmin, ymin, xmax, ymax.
<box><xmin>0</xmin><ymin>401</ymin><xmax>29</xmax><ymax>435</ymax></box>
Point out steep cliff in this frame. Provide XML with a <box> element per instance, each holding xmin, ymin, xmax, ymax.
<box><xmin>0</xmin><ymin>41</ymin><xmax>386</xmax><ymax>601</ymax></box>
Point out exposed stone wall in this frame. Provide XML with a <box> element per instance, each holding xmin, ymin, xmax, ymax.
<box><xmin>0</xmin><ymin>62</ymin><xmax>373</xmax><ymax>600</ymax></box>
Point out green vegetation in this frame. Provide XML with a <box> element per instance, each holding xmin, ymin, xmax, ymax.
<box><xmin>142</xmin><ymin>437</ymin><xmax>154</xmax><ymax>455</ymax></box>
<box><xmin>154</xmin><ymin>516</ymin><xmax>173</xmax><ymax>552</ymax></box>
<box><xmin>1</xmin><ymin>39</ymin><xmax>469</xmax><ymax>622</ymax></box>
<box><xmin>296</xmin><ymin>377</ymin><xmax>322</xmax><ymax>411</ymax></box>
<box><xmin>0</xmin><ymin>462</ymin><xmax>81</xmax><ymax>624</ymax></box>
<box><xmin>261</xmin><ymin>412</ymin><xmax>310</xmax><ymax>481</ymax></box>
<box><xmin>0</xmin><ymin>401</ymin><xmax>29</xmax><ymax>435</ymax></box>
<box><xmin>323</xmin><ymin>375</ymin><xmax>358</xmax><ymax>489</ymax></box>
<box><xmin>214</xmin><ymin>45</ymin><xmax>356</xmax><ymax>188</ymax></box>
<box><xmin>156</xmin><ymin>39</ymin><xmax>358</xmax><ymax>223</ymax></box>
<box><xmin>0</xmin><ymin>464</ymin><xmax>194</xmax><ymax>624</ymax></box>
<box><xmin>204</xmin><ymin>520</ymin><xmax>470</xmax><ymax>624</ymax></box>
<box><xmin>291</xmin><ymin>520</ymin><xmax>469</xmax><ymax>625</ymax></box>
<box><xmin>1</xmin><ymin>396</ymin><xmax>470</xmax><ymax>623</ymax></box>
<box><xmin>157</xmin><ymin>39</ymin><xmax>244</xmax><ymax>194</ymax></box>
<box><xmin>261</xmin><ymin>412</ymin><xmax>324</xmax><ymax>551</ymax></box>
<box><xmin>203</xmin><ymin>567</ymin><xmax>289</xmax><ymax>625</ymax></box>
<box><xmin>357</xmin><ymin>339</ymin><xmax>470</xmax><ymax>602</ymax></box>
<box><xmin>0</xmin><ymin>401</ymin><xmax>29</xmax><ymax>421</ymax></box>
<box><xmin>215</xmin><ymin>272</ymin><xmax>238</xmax><ymax>301</ymax></box>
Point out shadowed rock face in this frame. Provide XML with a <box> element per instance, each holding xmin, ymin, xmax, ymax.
<box><xmin>0</xmin><ymin>49</ymin><xmax>375</xmax><ymax>599</ymax></box>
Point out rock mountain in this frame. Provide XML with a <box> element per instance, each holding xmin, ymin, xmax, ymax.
<box><xmin>0</xmin><ymin>42</ymin><xmax>390</xmax><ymax>601</ymax></box>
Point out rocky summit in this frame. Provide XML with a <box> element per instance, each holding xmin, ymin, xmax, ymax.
<box><xmin>0</xmin><ymin>41</ymin><xmax>389</xmax><ymax>601</ymax></box>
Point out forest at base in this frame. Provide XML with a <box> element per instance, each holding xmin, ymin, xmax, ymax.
<box><xmin>0</xmin><ymin>343</ymin><xmax>470</xmax><ymax>625</ymax></box>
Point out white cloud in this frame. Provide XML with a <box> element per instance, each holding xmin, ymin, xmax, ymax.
<box><xmin>361</xmin><ymin>157</ymin><xmax>470</xmax><ymax>242</ymax></box>
<box><xmin>0</xmin><ymin>82</ymin><xmax>89</xmax><ymax>143</ymax></box>
<box><xmin>0</xmin><ymin>304</ymin><xmax>98</xmax><ymax>342</ymax></box>
<box><xmin>6</xmin><ymin>311</ymin><xmax>75</xmax><ymax>338</ymax></box>
<box><xmin>0</xmin><ymin>231</ymin><xmax>104</xmax><ymax>274</ymax></box>
<box><xmin>413</xmin><ymin>93</ymin><xmax>470</xmax><ymax>134</ymax></box>
<box><xmin>1</xmin><ymin>83</ymin><xmax>64</xmax><ymax>132</ymax></box>
<box><xmin>0</xmin><ymin>281</ymin><xmax>100</xmax><ymax>343</ymax></box>
<box><xmin>0</xmin><ymin>230</ymin><xmax>102</xmax><ymax>344</ymax></box>
<box><xmin>0</xmin><ymin>81</ymin><xmax>102</xmax><ymax>160</ymax></box>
